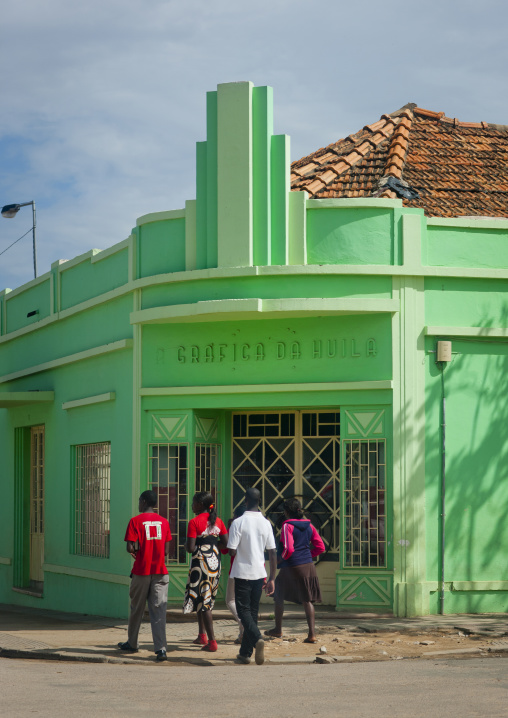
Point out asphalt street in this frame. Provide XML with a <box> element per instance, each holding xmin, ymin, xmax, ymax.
<box><xmin>1</xmin><ymin>656</ymin><xmax>506</xmax><ymax>718</ymax></box>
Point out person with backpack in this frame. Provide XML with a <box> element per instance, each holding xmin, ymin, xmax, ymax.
<box><xmin>265</xmin><ymin>498</ymin><xmax>325</xmax><ymax>643</ymax></box>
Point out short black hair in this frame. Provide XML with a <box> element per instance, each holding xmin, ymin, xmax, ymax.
<box><xmin>245</xmin><ymin>487</ymin><xmax>261</xmax><ymax>508</ymax></box>
<box><xmin>233</xmin><ymin>504</ymin><xmax>246</xmax><ymax>519</ymax></box>
<box><xmin>139</xmin><ymin>490</ymin><xmax>157</xmax><ymax>507</ymax></box>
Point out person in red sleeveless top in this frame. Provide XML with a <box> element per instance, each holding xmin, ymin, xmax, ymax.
<box><xmin>183</xmin><ymin>491</ymin><xmax>228</xmax><ymax>652</ymax></box>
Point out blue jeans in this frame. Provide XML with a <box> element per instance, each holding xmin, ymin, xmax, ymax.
<box><xmin>234</xmin><ymin>577</ymin><xmax>264</xmax><ymax>657</ymax></box>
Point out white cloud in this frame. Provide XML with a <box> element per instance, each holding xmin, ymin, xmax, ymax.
<box><xmin>1</xmin><ymin>0</ymin><xmax>508</xmax><ymax>289</ymax></box>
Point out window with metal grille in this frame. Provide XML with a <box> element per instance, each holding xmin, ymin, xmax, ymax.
<box><xmin>195</xmin><ymin>443</ymin><xmax>221</xmax><ymax>502</ymax></box>
<box><xmin>74</xmin><ymin>443</ymin><xmax>111</xmax><ymax>558</ymax></box>
<box><xmin>148</xmin><ymin>444</ymin><xmax>188</xmax><ymax>564</ymax></box>
<box><xmin>343</xmin><ymin>439</ymin><xmax>386</xmax><ymax>567</ymax></box>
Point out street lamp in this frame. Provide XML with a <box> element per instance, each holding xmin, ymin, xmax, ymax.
<box><xmin>1</xmin><ymin>201</ymin><xmax>37</xmax><ymax>278</ymax></box>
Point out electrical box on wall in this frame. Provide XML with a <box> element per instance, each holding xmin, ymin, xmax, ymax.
<box><xmin>436</xmin><ymin>340</ymin><xmax>452</xmax><ymax>362</ymax></box>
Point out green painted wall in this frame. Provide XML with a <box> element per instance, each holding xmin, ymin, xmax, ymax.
<box><xmin>140</xmin><ymin>274</ymin><xmax>393</xmax><ymax>311</ymax></box>
<box><xmin>142</xmin><ymin>315</ymin><xmax>392</xmax><ymax>388</ymax></box>
<box><xmin>5</xmin><ymin>278</ymin><xmax>52</xmax><ymax>333</ymax></box>
<box><xmin>425</xmin><ymin>337</ymin><xmax>508</xmax><ymax>613</ymax></box>
<box><xmin>0</xmin><ymin>295</ymin><xmax>132</xmax><ymax>379</ymax></box>
<box><xmin>425</xmin><ymin>277</ymin><xmax>508</xmax><ymax>329</ymax></box>
<box><xmin>60</xmin><ymin>249</ymin><xmax>129</xmax><ymax>310</ymax></box>
<box><xmin>307</xmin><ymin>207</ymin><xmax>396</xmax><ymax>265</ymax></box>
<box><xmin>2</xmin><ymin>81</ymin><xmax>508</xmax><ymax>619</ymax></box>
<box><xmin>0</xmin><ymin>347</ymin><xmax>133</xmax><ymax>617</ymax></box>
<box><xmin>138</xmin><ymin>219</ymin><xmax>186</xmax><ymax>277</ymax></box>
<box><xmin>427</xmin><ymin>225</ymin><xmax>508</xmax><ymax>269</ymax></box>
<box><xmin>141</xmin><ymin>390</ymin><xmax>392</xmax><ymax>413</ymax></box>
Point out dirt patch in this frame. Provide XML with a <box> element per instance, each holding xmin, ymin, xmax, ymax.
<box><xmin>262</xmin><ymin>627</ymin><xmax>501</xmax><ymax>662</ymax></box>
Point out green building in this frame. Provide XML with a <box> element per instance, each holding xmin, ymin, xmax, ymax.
<box><xmin>1</xmin><ymin>83</ymin><xmax>508</xmax><ymax>618</ymax></box>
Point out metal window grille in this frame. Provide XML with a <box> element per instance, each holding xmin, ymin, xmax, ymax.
<box><xmin>74</xmin><ymin>443</ymin><xmax>111</xmax><ymax>558</ymax></box>
<box><xmin>195</xmin><ymin>443</ymin><xmax>221</xmax><ymax>503</ymax></box>
<box><xmin>30</xmin><ymin>426</ymin><xmax>45</xmax><ymax>535</ymax></box>
<box><xmin>148</xmin><ymin>444</ymin><xmax>188</xmax><ymax>564</ymax></box>
<box><xmin>343</xmin><ymin>439</ymin><xmax>386</xmax><ymax>567</ymax></box>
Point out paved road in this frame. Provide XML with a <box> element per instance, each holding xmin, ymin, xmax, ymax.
<box><xmin>1</xmin><ymin>656</ymin><xmax>507</xmax><ymax>717</ymax></box>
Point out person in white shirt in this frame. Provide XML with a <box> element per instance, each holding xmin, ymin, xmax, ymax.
<box><xmin>227</xmin><ymin>487</ymin><xmax>276</xmax><ymax>665</ymax></box>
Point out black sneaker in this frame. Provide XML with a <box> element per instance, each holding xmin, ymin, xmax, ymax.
<box><xmin>117</xmin><ymin>641</ymin><xmax>138</xmax><ymax>652</ymax></box>
<box><xmin>155</xmin><ymin>649</ymin><xmax>167</xmax><ymax>662</ymax></box>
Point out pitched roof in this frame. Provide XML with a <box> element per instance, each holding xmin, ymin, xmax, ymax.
<box><xmin>291</xmin><ymin>104</ymin><xmax>508</xmax><ymax>218</ymax></box>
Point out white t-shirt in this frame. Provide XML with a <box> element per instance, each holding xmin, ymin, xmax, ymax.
<box><xmin>227</xmin><ymin>511</ymin><xmax>276</xmax><ymax>580</ymax></box>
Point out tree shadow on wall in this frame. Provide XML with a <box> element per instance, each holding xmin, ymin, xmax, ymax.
<box><xmin>426</xmin><ymin>309</ymin><xmax>508</xmax><ymax>610</ymax></box>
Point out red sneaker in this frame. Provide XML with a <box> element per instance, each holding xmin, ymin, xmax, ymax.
<box><xmin>202</xmin><ymin>640</ymin><xmax>218</xmax><ymax>652</ymax></box>
<box><xmin>192</xmin><ymin>633</ymin><xmax>207</xmax><ymax>646</ymax></box>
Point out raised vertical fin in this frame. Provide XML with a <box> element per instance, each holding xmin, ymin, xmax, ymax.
<box><xmin>206</xmin><ymin>91</ymin><xmax>218</xmax><ymax>268</ymax></box>
<box><xmin>193</xmin><ymin>81</ymin><xmax>303</xmax><ymax>270</ymax></box>
<box><xmin>217</xmin><ymin>82</ymin><xmax>253</xmax><ymax>268</ymax></box>
<box><xmin>195</xmin><ymin>140</ymin><xmax>208</xmax><ymax>269</ymax></box>
<box><xmin>270</xmin><ymin>134</ymin><xmax>290</xmax><ymax>266</ymax></box>
<box><xmin>252</xmin><ymin>86</ymin><xmax>273</xmax><ymax>266</ymax></box>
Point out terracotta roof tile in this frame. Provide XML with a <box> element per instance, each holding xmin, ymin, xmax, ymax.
<box><xmin>291</xmin><ymin>105</ymin><xmax>508</xmax><ymax>218</ymax></box>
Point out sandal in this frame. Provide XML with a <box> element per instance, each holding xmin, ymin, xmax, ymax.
<box><xmin>303</xmin><ymin>637</ymin><xmax>318</xmax><ymax>643</ymax></box>
<box><xmin>264</xmin><ymin>628</ymin><xmax>283</xmax><ymax>638</ymax></box>
<box><xmin>192</xmin><ymin>633</ymin><xmax>207</xmax><ymax>645</ymax></box>
<box><xmin>202</xmin><ymin>640</ymin><xmax>218</xmax><ymax>652</ymax></box>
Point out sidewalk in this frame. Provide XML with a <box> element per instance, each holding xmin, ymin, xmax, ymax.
<box><xmin>1</xmin><ymin>603</ymin><xmax>507</xmax><ymax>667</ymax></box>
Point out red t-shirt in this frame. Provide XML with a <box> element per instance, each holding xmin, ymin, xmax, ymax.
<box><xmin>125</xmin><ymin>512</ymin><xmax>171</xmax><ymax>575</ymax></box>
<box><xmin>187</xmin><ymin>512</ymin><xmax>227</xmax><ymax>539</ymax></box>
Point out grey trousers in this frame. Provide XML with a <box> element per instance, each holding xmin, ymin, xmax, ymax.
<box><xmin>128</xmin><ymin>573</ymin><xmax>169</xmax><ymax>652</ymax></box>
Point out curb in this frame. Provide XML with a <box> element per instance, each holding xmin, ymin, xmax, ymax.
<box><xmin>1</xmin><ymin>645</ymin><xmax>503</xmax><ymax>667</ymax></box>
<box><xmin>0</xmin><ymin>648</ymin><xmax>125</xmax><ymax>664</ymax></box>
<box><xmin>0</xmin><ymin>646</ymin><xmax>216</xmax><ymax>667</ymax></box>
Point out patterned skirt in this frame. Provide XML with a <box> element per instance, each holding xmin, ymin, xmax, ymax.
<box><xmin>183</xmin><ymin>542</ymin><xmax>222</xmax><ymax>613</ymax></box>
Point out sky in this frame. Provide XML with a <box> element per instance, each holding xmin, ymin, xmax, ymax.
<box><xmin>1</xmin><ymin>0</ymin><xmax>508</xmax><ymax>291</ymax></box>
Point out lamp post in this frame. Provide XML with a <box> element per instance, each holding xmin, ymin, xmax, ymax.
<box><xmin>1</xmin><ymin>201</ymin><xmax>37</xmax><ymax>278</ymax></box>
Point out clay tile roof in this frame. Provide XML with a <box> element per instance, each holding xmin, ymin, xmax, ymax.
<box><xmin>291</xmin><ymin>104</ymin><xmax>508</xmax><ymax>218</ymax></box>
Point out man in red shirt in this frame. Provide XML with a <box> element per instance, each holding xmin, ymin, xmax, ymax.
<box><xmin>117</xmin><ymin>490</ymin><xmax>172</xmax><ymax>661</ymax></box>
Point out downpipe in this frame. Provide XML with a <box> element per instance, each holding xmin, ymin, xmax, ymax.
<box><xmin>439</xmin><ymin>364</ymin><xmax>446</xmax><ymax>615</ymax></box>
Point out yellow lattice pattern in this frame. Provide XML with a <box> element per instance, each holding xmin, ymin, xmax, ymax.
<box><xmin>343</xmin><ymin>439</ymin><xmax>386</xmax><ymax>568</ymax></box>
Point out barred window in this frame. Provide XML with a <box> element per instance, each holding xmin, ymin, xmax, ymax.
<box><xmin>148</xmin><ymin>444</ymin><xmax>188</xmax><ymax>564</ymax></box>
<box><xmin>74</xmin><ymin>442</ymin><xmax>111</xmax><ymax>558</ymax></box>
<box><xmin>343</xmin><ymin>439</ymin><xmax>386</xmax><ymax>568</ymax></box>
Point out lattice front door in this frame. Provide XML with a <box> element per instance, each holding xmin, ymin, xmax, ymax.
<box><xmin>232</xmin><ymin>412</ymin><xmax>296</xmax><ymax>528</ymax></box>
<box><xmin>232</xmin><ymin>412</ymin><xmax>340</xmax><ymax>557</ymax></box>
